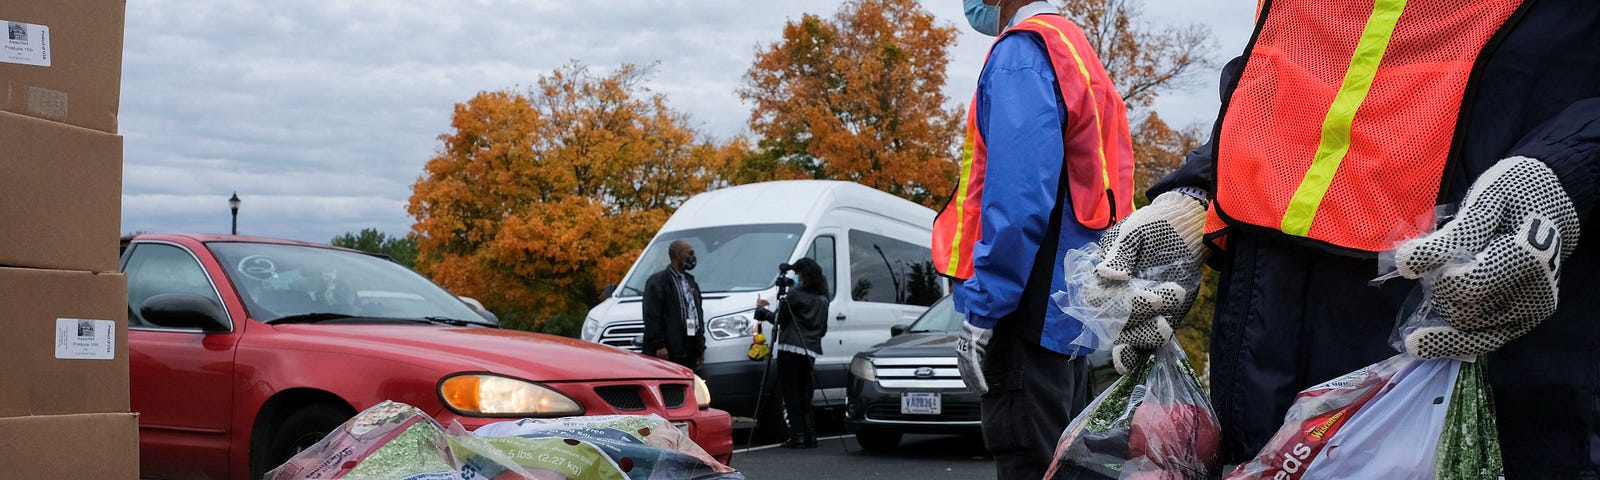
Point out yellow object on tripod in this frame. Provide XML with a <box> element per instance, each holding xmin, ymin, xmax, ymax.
<box><xmin>747</xmin><ymin>322</ymin><xmax>771</xmax><ymax>361</ymax></box>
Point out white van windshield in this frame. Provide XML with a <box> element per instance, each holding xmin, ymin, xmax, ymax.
<box><xmin>618</xmin><ymin>224</ymin><xmax>806</xmax><ymax>296</ymax></box>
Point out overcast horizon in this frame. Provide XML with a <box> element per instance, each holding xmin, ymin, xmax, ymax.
<box><xmin>119</xmin><ymin>0</ymin><xmax>1255</xmax><ymax>243</ymax></box>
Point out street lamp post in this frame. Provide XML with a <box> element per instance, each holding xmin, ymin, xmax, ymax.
<box><xmin>229</xmin><ymin>192</ymin><xmax>241</xmax><ymax>235</ymax></box>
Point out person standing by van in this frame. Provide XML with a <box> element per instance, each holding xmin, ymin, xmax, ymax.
<box><xmin>932</xmin><ymin>1</ymin><xmax>1134</xmax><ymax>477</ymax></box>
<box><xmin>642</xmin><ymin>240</ymin><xmax>705</xmax><ymax>371</ymax></box>
<box><xmin>754</xmin><ymin>258</ymin><xmax>830</xmax><ymax>449</ymax></box>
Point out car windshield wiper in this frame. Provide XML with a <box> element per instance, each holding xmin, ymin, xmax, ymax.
<box><xmin>422</xmin><ymin>316</ymin><xmax>482</xmax><ymax>327</ymax></box>
<box><xmin>266</xmin><ymin>312</ymin><xmax>359</xmax><ymax>325</ymax></box>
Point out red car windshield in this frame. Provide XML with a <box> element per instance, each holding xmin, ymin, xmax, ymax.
<box><xmin>206</xmin><ymin>242</ymin><xmax>488</xmax><ymax>325</ymax></box>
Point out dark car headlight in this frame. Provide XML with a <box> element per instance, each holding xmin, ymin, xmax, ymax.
<box><xmin>849</xmin><ymin>356</ymin><xmax>876</xmax><ymax>382</ymax></box>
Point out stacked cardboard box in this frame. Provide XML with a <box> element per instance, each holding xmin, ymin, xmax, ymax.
<box><xmin>1</xmin><ymin>0</ymin><xmax>137</xmax><ymax>477</ymax></box>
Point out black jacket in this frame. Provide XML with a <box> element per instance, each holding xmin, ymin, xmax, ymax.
<box><xmin>755</xmin><ymin>289</ymin><xmax>829</xmax><ymax>357</ymax></box>
<box><xmin>641</xmin><ymin>268</ymin><xmax>705</xmax><ymax>361</ymax></box>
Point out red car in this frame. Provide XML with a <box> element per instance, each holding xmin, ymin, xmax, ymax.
<box><xmin>122</xmin><ymin>234</ymin><xmax>732</xmax><ymax>479</ymax></box>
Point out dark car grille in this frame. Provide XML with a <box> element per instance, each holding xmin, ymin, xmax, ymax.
<box><xmin>595</xmin><ymin>386</ymin><xmax>646</xmax><ymax>411</ymax></box>
<box><xmin>660</xmin><ymin>384</ymin><xmax>687</xmax><ymax>409</ymax></box>
<box><xmin>600</xmin><ymin>321</ymin><xmax>645</xmax><ymax>351</ymax></box>
<box><xmin>865</xmin><ymin>403</ymin><xmax>980</xmax><ymax>422</ymax></box>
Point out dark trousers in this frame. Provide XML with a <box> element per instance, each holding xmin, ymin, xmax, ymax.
<box><xmin>981</xmin><ymin>328</ymin><xmax>1089</xmax><ymax>480</ymax></box>
<box><xmin>1211</xmin><ymin>231</ymin><xmax>1600</xmax><ymax>477</ymax></box>
<box><xmin>668</xmin><ymin>354</ymin><xmax>698</xmax><ymax>372</ymax></box>
<box><xmin>777</xmin><ymin>351</ymin><xmax>816</xmax><ymax>441</ymax></box>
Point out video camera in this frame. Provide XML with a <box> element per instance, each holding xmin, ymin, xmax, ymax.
<box><xmin>774</xmin><ymin>263</ymin><xmax>795</xmax><ymax>287</ymax></box>
<box><xmin>774</xmin><ymin>263</ymin><xmax>795</xmax><ymax>299</ymax></box>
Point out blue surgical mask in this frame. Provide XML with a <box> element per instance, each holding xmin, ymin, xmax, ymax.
<box><xmin>964</xmin><ymin>0</ymin><xmax>1003</xmax><ymax>37</ymax></box>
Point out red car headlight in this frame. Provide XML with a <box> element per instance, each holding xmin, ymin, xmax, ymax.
<box><xmin>439</xmin><ymin>374</ymin><xmax>584</xmax><ymax>417</ymax></box>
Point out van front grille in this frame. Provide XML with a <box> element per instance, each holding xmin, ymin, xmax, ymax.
<box><xmin>599</xmin><ymin>321</ymin><xmax>645</xmax><ymax>352</ymax></box>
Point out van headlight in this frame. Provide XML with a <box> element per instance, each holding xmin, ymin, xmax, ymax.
<box><xmin>850</xmin><ymin>356</ymin><xmax>876</xmax><ymax>382</ymax></box>
<box><xmin>581</xmin><ymin>316</ymin><xmax>601</xmax><ymax>342</ymax></box>
<box><xmin>706</xmin><ymin>311</ymin><xmax>755</xmax><ymax>340</ymax></box>
<box><xmin>694</xmin><ymin>374</ymin><xmax>712</xmax><ymax>409</ymax></box>
<box><xmin>438</xmin><ymin>374</ymin><xmax>584</xmax><ymax>417</ymax></box>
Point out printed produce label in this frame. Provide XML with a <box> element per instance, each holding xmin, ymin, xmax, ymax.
<box><xmin>55</xmin><ymin>318</ymin><xmax>115</xmax><ymax>360</ymax></box>
<box><xmin>2</xmin><ymin>20</ymin><xmax>50</xmax><ymax>67</ymax></box>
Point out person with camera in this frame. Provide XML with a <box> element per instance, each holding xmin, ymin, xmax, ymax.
<box><xmin>754</xmin><ymin>258</ymin><xmax>830</xmax><ymax>449</ymax></box>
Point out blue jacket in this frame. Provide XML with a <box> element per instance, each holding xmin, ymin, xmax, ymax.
<box><xmin>954</xmin><ymin>28</ymin><xmax>1104</xmax><ymax>356</ymax></box>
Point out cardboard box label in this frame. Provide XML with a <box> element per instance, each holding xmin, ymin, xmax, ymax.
<box><xmin>2</xmin><ymin>20</ymin><xmax>50</xmax><ymax>67</ymax></box>
<box><xmin>55</xmin><ymin>318</ymin><xmax>114</xmax><ymax>360</ymax></box>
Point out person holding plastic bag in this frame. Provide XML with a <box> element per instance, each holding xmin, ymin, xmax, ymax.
<box><xmin>1083</xmin><ymin>1</ymin><xmax>1600</xmax><ymax>476</ymax></box>
<box><xmin>931</xmin><ymin>0</ymin><xmax>1135</xmax><ymax>477</ymax></box>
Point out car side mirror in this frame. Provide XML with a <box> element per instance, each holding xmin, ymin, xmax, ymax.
<box><xmin>140</xmin><ymin>293</ymin><xmax>229</xmax><ymax>332</ymax></box>
<box><xmin>602</xmin><ymin>284</ymin><xmax>617</xmax><ymax>299</ymax></box>
<box><xmin>457</xmin><ymin>296</ymin><xmax>500</xmax><ymax>325</ymax></box>
<box><xmin>890</xmin><ymin>324</ymin><xmax>910</xmax><ymax>337</ymax></box>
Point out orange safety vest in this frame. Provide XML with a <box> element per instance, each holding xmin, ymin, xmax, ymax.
<box><xmin>1210</xmin><ymin>0</ymin><xmax>1525</xmax><ymax>253</ymax></box>
<box><xmin>932</xmin><ymin>14</ymin><xmax>1135</xmax><ymax>280</ymax></box>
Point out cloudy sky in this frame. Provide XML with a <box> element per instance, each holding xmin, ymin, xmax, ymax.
<box><xmin>120</xmin><ymin>0</ymin><xmax>1255</xmax><ymax>243</ymax></box>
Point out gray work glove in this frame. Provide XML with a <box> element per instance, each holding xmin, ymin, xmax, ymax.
<box><xmin>955</xmin><ymin>321</ymin><xmax>993</xmax><ymax>395</ymax></box>
<box><xmin>1084</xmin><ymin>191</ymin><xmax>1209</xmax><ymax>374</ymax></box>
<box><xmin>1396</xmin><ymin>157</ymin><xmax>1580</xmax><ymax>359</ymax></box>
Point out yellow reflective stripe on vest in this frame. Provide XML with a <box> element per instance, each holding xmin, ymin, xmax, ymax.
<box><xmin>944</xmin><ymin>109</ymin><xmax>979</xmax><ymax>276</ymax></box>
<box><xmin>1024</xmin><ymin>18</ymin><xmax>1112</xmax><ymax>190</ymax></box>
<box><xmin>1280</xmin><ymin>0</ymin><xmax>1407</xmax><ymax>236</ymax></box>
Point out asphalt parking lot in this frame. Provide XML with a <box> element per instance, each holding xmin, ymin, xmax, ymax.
<box><xmin>732</xmin><ymin>433</ymin><xmax>993</xmax><ymax>479</ymax></box>
<box><xmin>727</xmin><ymin>416</ymin><xmax>995</xmax><ymax>479</ymax></box>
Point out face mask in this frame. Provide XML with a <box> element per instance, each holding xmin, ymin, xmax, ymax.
<box><xmin>964</xmin><ymin>0</ymin><xmax>1003</xmax><ymax>37</ymax></box>
<box><xmin>682</xmin><ymin>255</ymin><xmax>697</xmax><ymax>271</ymax></box>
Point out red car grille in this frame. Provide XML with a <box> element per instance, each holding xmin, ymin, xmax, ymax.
<box><xmin>594</xmin><ymin>385</ymin><xmax>646</xmax><ymax>411</ymax></box>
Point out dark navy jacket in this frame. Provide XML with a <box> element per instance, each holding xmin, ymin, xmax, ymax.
<box><xmin>1154</xmin><ymin>1</ymin><xmax>1600</xmax><ymax>474</ymax></box>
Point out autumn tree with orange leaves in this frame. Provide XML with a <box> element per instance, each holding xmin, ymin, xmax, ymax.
<box><xmin>741</xmin><ymin>0</ymin><xmax>964</xmax><ymax>208</ymax></box>
<box><xmin>408</xmin><ymin>63</ymin><xmax>741</xmax><ymax>333</ymax></box>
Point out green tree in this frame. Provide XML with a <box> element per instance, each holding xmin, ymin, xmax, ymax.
<box><xmin>331</xmin><ymin>228</ymin><xmax>419</xmax><ymax>268</ymax></box>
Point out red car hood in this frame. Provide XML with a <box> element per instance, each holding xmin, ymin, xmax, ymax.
<box><xmin>264</xmin><ymin>323</ymin><xmax>690</xmax><ymax>382</ymax></box>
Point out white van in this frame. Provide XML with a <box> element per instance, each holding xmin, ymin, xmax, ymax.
<box><xmin>581</xmin><ymin>180</ymin><xmax>944</xmax><ymax>426</ymax></box>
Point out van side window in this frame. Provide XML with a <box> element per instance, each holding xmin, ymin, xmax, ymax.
<box><xmin>125</xmin><ymin>243</ymin><xmax>222</xmax><ymax>329</ymax></box>
<box><xmin>847</xmin><ymin>230</ymin><xmax>941</xmax><ymax>307</ymax></box>
<box><xmin>805</xmin><ymin>235</ymin><xmax>837</xmax><ymax>299</ymax></box>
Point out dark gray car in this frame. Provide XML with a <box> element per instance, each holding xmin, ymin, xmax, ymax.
<box><xmin>844</xmin><ymin>295</ymin><xmax>1117</xmax><ymax>451</ymax></box>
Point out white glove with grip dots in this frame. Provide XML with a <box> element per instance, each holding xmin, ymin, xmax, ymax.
<box><xmin>955</xmin><ymin>321</ymin><xmax>994</xmax><ymax>395</ymax></box>
<box><xmin>1084</xmin><ymin>191</ymin><xmax>1209</xmax><ymax>374</ymax></box>
<box><xmin>1395</xmin><ymin>157</ymin><xmax>1579</xmax><ymax>359</ymax></box>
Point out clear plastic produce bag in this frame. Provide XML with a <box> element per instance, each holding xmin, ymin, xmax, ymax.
<box><xmin>1044</xmin><ymin>341</ymin><xmax>1220</xmax><ymax>479</ymax></box>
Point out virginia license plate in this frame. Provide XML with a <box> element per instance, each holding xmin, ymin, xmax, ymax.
<box><xmin>673</xmin><ymin>422</ymin><xmax>691</xmax><ymax>436</ymax></box>
<box><xmin>901</xmin><ymin>392</ymin><xmax>941</xmax><ymax>415</ymax></box>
